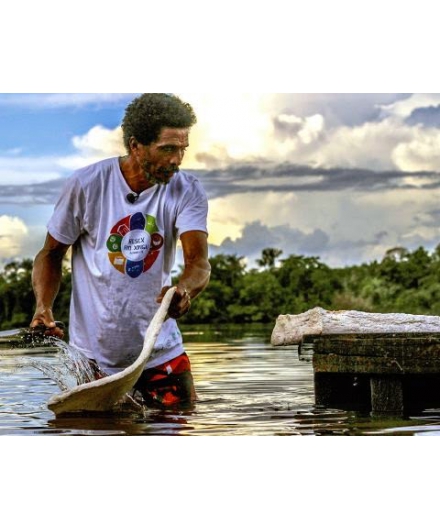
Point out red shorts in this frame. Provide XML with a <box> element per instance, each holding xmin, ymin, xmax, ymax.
<box><xmin>133</xmin><ymin>352</ymin><xmax>196</xmax><ymax>408</ymax></box>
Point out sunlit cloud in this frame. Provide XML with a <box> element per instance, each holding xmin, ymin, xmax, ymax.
<box><xmin>0</xmin><ymin>215</ymin><xmax>29</xmax><ymax>259</ymax></box>
<box><xmin>179</xmin><ymin>93</ymin><xmax>273</xmax><ymax>165</ymax></box>
<box><xmin>57</xmin><ymin>125</ymin><xmax>125</xmax><ymax>170</ymax></box>
<box><xmin>380</xmin><ymin>94</ymin><xmax>440</xmax><ymax>120</ymax></box>
<box><xmin>392</xmin><ymin>128</ymin><xmax>440</xmax><ymax>171</ymax></box>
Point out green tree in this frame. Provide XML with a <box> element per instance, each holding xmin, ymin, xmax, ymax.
<box><xmin>276</xmin><ymin>255</ymin><xmax>342</xmax><ymax>314</ymax></box>
<box><xmin>178</xmin><ymin>253</ymin><xmax>246</xmax><ymax>323</ymax></box>
<box><xmin>228</xmin><ymin>269</ymin><xmax>283</xmax><ymax>322</ymax></box>
<box><xmin>0</xmin><ymin>258</ymin><xmax>72</xmax><ymax>331</ymax></box>
<box><xmin>256</xmin><ymin>248</ymin><xmax>283</xmax><ymax>269</ymax></box>
<box><xmin>0</xmin><ymin>259</ymin><xmax>35</xmax><ymax>329</ymax></box>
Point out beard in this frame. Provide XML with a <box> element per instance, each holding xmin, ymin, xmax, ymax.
<box><xmin>142</xmin><ymin>162</ymin><xmax>179</xmax><ymax>186</ymax></box>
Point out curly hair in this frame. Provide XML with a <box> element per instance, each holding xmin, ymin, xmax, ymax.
<box><xmin>121</xmin><ymin>93</ymin><xmax>197</xmax><ymax>151</ymax></box>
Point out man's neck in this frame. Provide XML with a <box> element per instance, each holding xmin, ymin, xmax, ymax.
<box><xmin>118</xmin><ymin>155</ymin><xmax>154</xmax><ymax>194</ymax></box>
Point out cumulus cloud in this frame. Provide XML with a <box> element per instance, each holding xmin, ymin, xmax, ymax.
<box><xmin>210</xmin><ymin>220</ymin><xmax>330</xmax><ymax>267</ymax></box>
<box><xmin>406</xmin><ymin>105</ymin><xmax>440</xmax><ymax>128</ymax></box>
<box><xmin>380</xmin><ymin>94</ymin><xmax>440</xmax><ymax>121</ymax></box>
<box><xmin>208</xmin><ymin>217</ymin><xmax>407</xmax><ymax>268</ymax></box>
<box><xmin>273</xmin><ymin>113</ymin><xmax>325</xmax><ymax>144</ymax></box>
<box><xmin>392</xmin><ymin>128</ymin><xmax>440</xmax><ymax>171</ymax></box>
<box><xmin>207</xmin><ymin>184</ymin><xmax>440</xmax><ymax>268</ymax></box>
<box><xmin>57</xmin><ymin>125</ymin><xmax>125</xmax><ymax>171</ymax></box>
<box><xmin>0</xmin><ymin>215</ymin><xmax>29</xmax><ymax>259</ymax></box>
<box><xmin>180</xmin><ymin>93</ymin><xmax>440</xmax><ymax>175</ymax></box>
<box><xmin>0</xmin><ymin>215</ymin><xmax>49</xmax><ymax>267</ymax></box>
<box><xmin>207</xmin><ymin>190</ymin><xmax>301</xmax><ymax>246</ymax></box>
<box><xmin>266</xmin><ymin>93</ymin><xmax>411</xmax><ymax>127</ymax></box>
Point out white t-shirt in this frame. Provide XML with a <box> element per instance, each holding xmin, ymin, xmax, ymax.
<box><xmin>47</xmin><ymin>157</ymin><xmax>208</xmax><ymax>374</ymax></box>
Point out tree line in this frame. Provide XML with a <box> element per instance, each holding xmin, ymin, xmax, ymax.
<box><xmin>1</xmin><ymin>245</ymin><xmax>440</xmax><ymax>331</ymax></box>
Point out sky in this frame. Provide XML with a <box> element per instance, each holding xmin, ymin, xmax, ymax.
<box><xmin>1</xmin><ymin>92</ymin><xmax>440</xmax><ymax>270</ymax></box>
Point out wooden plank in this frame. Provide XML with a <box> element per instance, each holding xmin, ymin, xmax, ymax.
<box><xmin>308</xmin><ymin>332</ymin><xmax>440</xmax><ymax>375</ymax></box>
<box><xmin>313</xmin><ymin>353</ymin><xmax>440</xmax><ymax>374</ymax></box>
<box><xmin>305</xmin><ymin>332</ymin><xmax>440</xmax><ymax>358</ymax></box>
<box><xmin>370</xmin><ymin>376</ymin><xmax>404</xmax><ymax>415</ymax></box>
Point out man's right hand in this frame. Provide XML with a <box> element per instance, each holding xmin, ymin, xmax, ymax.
<box><xmin>30</xmin><ymin>308</ymin><xmax>65</xmax><ymax>338</ymax></box>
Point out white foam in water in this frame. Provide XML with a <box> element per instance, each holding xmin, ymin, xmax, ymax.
<box><xmin>27</xmin><ymin>338</ymin><xmax>100</xmax><ymax>391</ymax></box>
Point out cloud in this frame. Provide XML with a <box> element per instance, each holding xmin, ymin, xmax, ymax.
<box><xmin>0</xmin><ymin>155</ymin><xmax>64</xmax><ymax>186</ymax></box>
<box><xmin>2</xmin><ymin>92</ymin><xmax>436</xmax><ymax>192</ymax></box>
<box><xmin>268</xmin><ymin>93</ymin><xmax>411</xmax><ymax>127</ymax></box>
<box><xmin>392</xmin><ymin>128</ymin><xmax>440</xmax><ymax>172</ymax></box>
<box><xmin>196</xmin><ymin>163</ymin><xmax>440</xmax><ymax>200</ymax></box>
<box><xmin>207</xmin><ymin>184</ymin><xmax>440</xmax><ymax>268</ymax></box>
<box><xmin>4</xmin><ymin>154</ymin><xmax>440</xmax><ymax>206</ymax></box>
<box><xmin>0</xmin><ymin>215</ymin><xmax>29</xmax><ymax>259</ymax></box>
<box><xmin>210</xmin><ymin>220</ymin><xmax>330</xmax><ymax>266</ymax></box>
<box><xmin>380</xmin><ymin>94</ymin><xmax>440</xmax><ymax>120</ymax></box>
<box><xmin>406</xmin><ymin>105</ymin><xmax>440</xmax><ymax>127</ymax></box>
<box><xmin>0</xmin><ymin>125</ymin><xmax>125</xmax><ymax>192</ymax></box>
<box><xmin>0</xmin><ymin>214</ymin><xmax>50</xmax><ymax>267</ymax></box>
<box><xmin>71</xmin><ymin>125</ymin><xmax>124</xmax><ymax>155</ymax></box>
<box><xmin>181</xmin><ymin>93</ymin><xmax>439</xmax><ymax>174</ymax></box>
<box><xmin>208</xmin><ymin>209</ymin><xmax>440</xmax><ymax>269</ymax></box>
<box><xmin>0</xmin><ymin>179</ymin><xmax>65</xmax><ymax>205</ymax></box>
<box><xmin>57</xmin><ymin>125</ymin><xmax>125</xmax><ymax>171</ymax></box>
<box><xmin>274</xmin><ymin>113</ymin><xmax>325</xmax><ymax>144</ymax></box>
<box><xmin>207</xmin><ymin>190</ymin><xmax>302</xmax><ymax>246</ymax></box>
<box><xmin>208</xmin><ymin>217</ymin><xmax>404</xmax><ymax>268</ymax></box>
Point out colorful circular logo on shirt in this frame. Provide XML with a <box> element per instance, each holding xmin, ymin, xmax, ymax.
<box><xmin>106</xmin><ymin>212</ymin><xmax>163</xmax><ymax>278</ymax></box>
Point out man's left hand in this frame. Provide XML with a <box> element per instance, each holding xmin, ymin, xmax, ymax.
<box><xmin>157</xmin><ymin>285</ymin><xmax>191</xmax><ymax>319</ymax></box>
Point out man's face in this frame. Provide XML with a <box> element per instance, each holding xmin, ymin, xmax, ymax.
<box><xmin>134</xmin><ymin>127</ymin><xmax>189</xmax><ymax>186</ymax></box>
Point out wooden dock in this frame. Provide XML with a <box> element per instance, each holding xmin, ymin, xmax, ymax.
<box><xmin>300</xmin><ymin>332</ymin><xmax>440</xmax><ymax>416</ymax></box>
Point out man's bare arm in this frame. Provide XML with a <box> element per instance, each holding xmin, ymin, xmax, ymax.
<box><xmin>157</xmin><ymin>230</ymin><xmax>211</xmax><ymax>319</ymax></box>
<box><xmin>31</xmin><ymin>233</ymin><xmax>71</xmax><ymax>336</ymax></box>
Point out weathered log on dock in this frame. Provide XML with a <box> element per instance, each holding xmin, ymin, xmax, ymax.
<box><xmin>271</xmin><ymin>307</ymin><xmax>440</xmax><ymax>346</ymax></box>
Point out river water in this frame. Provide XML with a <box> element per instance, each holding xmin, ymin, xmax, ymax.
<box><xmin>1</xmin><ymin>323</ymin><xmax>440</xmax><ymax>435</ymax></box>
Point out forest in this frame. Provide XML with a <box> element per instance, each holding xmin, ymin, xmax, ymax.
<box><xmin>1</xmin><ymin>244</ymin><xmax>440</xmax><ymax>331</ymax></box>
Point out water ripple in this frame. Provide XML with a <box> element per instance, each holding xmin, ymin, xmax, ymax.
<box><xmin>0</xmin><ymin>325</ymin><xmax>440</xmax><ymax>435</ymax></box>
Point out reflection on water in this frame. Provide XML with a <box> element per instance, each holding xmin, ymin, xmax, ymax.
<box><xmin>1</xmin><ymin>323</ymin><xmax>440</xmax><ymax>435</ymax></box>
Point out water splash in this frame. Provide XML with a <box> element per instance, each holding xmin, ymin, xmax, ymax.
<box><xmin>0</xmin><ymin>336</ymin><xmax>150</xmax><ymax>415</ymax></box>
<box><xmin>27</xmin><ymin>339</ymin><xmax>101</xmax><ymax>391</ymax></box>
<box><xmin>27</xmin><ymin>340</ymin><xmax>148</xmax><ymax>414</ymax></box>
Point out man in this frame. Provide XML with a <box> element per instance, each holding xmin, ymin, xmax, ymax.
<box><xmin>31</xmin><ymin>93</ymin><xmax>211</xmax><ymax>408</ymax></box>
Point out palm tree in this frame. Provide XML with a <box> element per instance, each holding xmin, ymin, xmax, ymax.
<box><xmin>256</xmin><ymin>248</ymin><xmax>283</xmax><ymax>269</ymax></box>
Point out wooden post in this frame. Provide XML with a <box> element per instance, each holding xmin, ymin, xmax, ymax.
<box><xmin>370</xmin><ymin>376</ymin><xmax>404</xmax><ymax>416</ymax></box>
<box><xmin>314</xmin><ymin>373</ymin><xmax>334</xmax><ymax>406</ymax></box>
